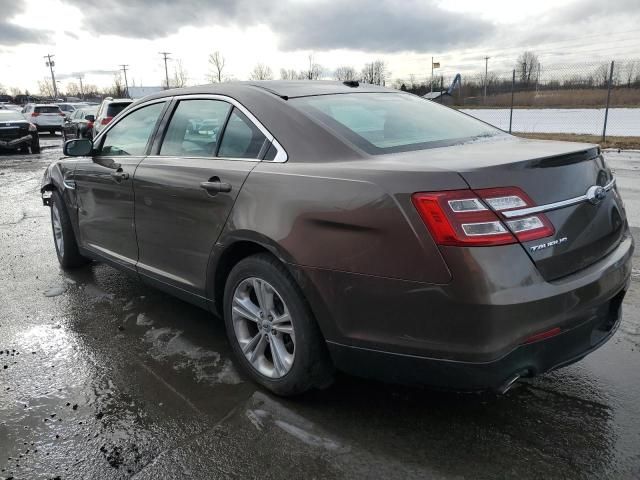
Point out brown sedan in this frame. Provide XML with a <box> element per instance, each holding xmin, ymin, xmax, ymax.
<box><xmin>41</xmin><ymin>81</ymin><xmax>633</xmax><ymax>395</ymax></box>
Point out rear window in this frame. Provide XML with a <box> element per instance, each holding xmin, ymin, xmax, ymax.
<box><xmin>291</xmin><ymin>93</ymin><xmax>500</xmax><ymax>154</ymax></box>
<box><xmin>35</xmin><ymin>106</ymin><xmax>62</xmax><ymax>114</ymax></box>
<box><xmin>0</xmin><ymin>111</ymin><xmax>23</xmax><ymax>121</ymax></box>
<box><xmin>106</xmin><ymin>103</ymin><xmax>131</xmax><ymax>117</ymax></box>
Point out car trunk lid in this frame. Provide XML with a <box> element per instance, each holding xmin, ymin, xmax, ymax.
<box><xmin>420</xmin><ymin>137</ymin><xmax>626</xmax><ymax>280</ymax></box>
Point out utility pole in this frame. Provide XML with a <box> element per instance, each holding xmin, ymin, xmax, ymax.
<box><xmin>120</xmin><ymin>64</ymin><xmax>130</xmax><ymax>98</ymax></box>
<box><xmin>77</xmin><ymin>74</ymin><xmax>85</xmax><ymax>100</ymax></box>
<box><xmin>44</xmin><ymin>54</ymin><xmax>58</xmax><ymax>99</ymax></box>
<box><xmin>484</xmin><ymin>56</ymin><xmax>490</xmax><ymax>104</ymax></box>
<box><xmin>431</xmin><ymin>56</ymin><xmax>434</xmax><ymax>94</ymax></box>
<box><xmin>159</xmin><ymin>52</ymin><xmax>171</xmax><ymax>89</ymax></box>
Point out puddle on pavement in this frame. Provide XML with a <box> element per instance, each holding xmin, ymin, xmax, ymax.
<box><xmin>142</xmin><ymin>327</ymin><xmax>241</xmax><ymax>385</ymax></box>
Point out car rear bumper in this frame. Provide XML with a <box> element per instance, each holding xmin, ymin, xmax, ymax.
<box><xmin>294</xmin><ymin>229</ymin><xmax>633</xmax><ymax>390</ymax></box>
<box><xmin>326</xmin><ymin>284</ymin><xmax>626</xmax><ymax>392</ymax></box>
<box><xmin>0</xmin><ymin>134</ymin><xmax>33</xmax><ymax>148</ymax></box>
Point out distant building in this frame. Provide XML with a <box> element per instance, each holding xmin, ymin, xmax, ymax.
<box><xmin>127</xmin><ymin>86</ymin><xmax>164</xmax><ymax>100</ymax></box>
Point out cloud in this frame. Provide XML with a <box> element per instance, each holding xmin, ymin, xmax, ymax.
<box><xmin>57</xmin><ymin>69</ymin><xmax>119</xmax><ymax>80</ymax></box>
<box><xmin>0</xmin><ymin>0</ymin><xmax>51</xmax><ymax>45</ymax></box>
<box><xmin>64</xmin><ymin>0</ymin><xmax>493</xmax><ymax>53</ymax></box>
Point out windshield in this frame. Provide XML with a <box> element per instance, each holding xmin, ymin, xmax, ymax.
<box><xmin>291</xmin><ymin>92</ymin><xmax>501</xmax><ymax>154</ymax></box>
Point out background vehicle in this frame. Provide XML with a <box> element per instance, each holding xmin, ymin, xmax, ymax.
<box><xmin>21</xmin><ymin>104</ymin><xmax>65</xmax><ymax>134</ymax></box>
<box><xmin>62</xmin><ymin>106</ymin><xmax>98</xmax><ymax>141</ymax></box>
<box><xmin>42</xmin><ymin>82</ymin><xmax>633</xmax><ymax>396</ymax></box>
<box><xmin>92</xmin><ymin>98</ymin><xmax>133</xmax><ymax>137</ymax></box>
<box><xmin>0</xmin><ymin>110</ymin><xmax>40</xmax><ymax>153</ymax></box>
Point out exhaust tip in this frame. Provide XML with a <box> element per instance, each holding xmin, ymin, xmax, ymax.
<box><xmin>497</xmin><ymin>369</ymin><xmax>530</xmax><ymax>394</ymax></box>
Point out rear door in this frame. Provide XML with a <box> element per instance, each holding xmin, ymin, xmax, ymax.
<box><xmin>133</xmin><ymin>97</ymin><xmax>268</xmax><ymax>296</ymax></box>
<box><xmin>73</xmin><ymin>100</ymin><xmax>168</xmax><ymax>269</ymax></box>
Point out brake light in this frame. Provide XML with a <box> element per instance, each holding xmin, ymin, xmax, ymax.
<box><xmin>412</xmin><ymin>187</ymin><xmax>554</xmax><ymax>247</ymax></box>
<box><xmin>100</xmin><ymin>116</ymin><xmax>113</xmax><ymax>125</ymax></box>
<box><xmin>412</xmin><ymin>190</ymin><xmax>516</xmax><ymax>246</ymax></box>
<box><xmin>31</xmin><ymin>112</ymin><xmax>40</xmax><ymax>117</ymax></box>
<box><xmin>59</xmin><ymin>112</ymin><xmax>66</xmax><ymax>117</ymax></box>
<box><xmin>87</xmin><ymin>121</ymin><xmax>94</xmax><ymax>129</ymax></box>
<box><xmin>474</xmin><ymin>187</ymin><xmax>554</xmax><ymax>242</ymax></box>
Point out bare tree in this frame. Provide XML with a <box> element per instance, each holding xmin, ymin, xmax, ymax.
<box><xmin>249</xmin><ymin>63</ymin><xmax>273</xmax><ymax>81</ymax></box>
<box><xmin>9</xmin><ymin>87</ymin><xmax>22</xmax><ymax>97</ymax></box>
<box><xmin>280</xmin><ymin>68</ymin><xmax>298</xmax><ymax>80</ymax></box>
<box><xmin>37</xmin><ymin>79</ymin><xmax>55</xmax><ymax>98</ymax></box>
<box><xmin>172</xmin><ymin>60</ymin><xmax>188</xmax><ymax>87</ymax></box>
<box><xmin>516</xmin><ymin>51</ymin><xmax>540</xmax><ymax>86</ymax></box>
<box><xmin>103</xmin><ymin>73</ymin><xmax>125</xmax><ymax>97</ymax></box>
<box><xmin>208</xmin><ymin>51</ymin><xmax>225</xmax><ymax>83</ymax></box>
<box><xmin>0</xmin><ymin>84</ymin><xmax>6</xmax><ymax>95</ymax></box>
<box><xmin>301</xmin><ymin>53</ymin><xmax>323</xmax><ymax>80</ymax></box>
<box><xmin>594</xmin><ymin>62</ymin><xmax>619</xmax><ymax>88</ymax></box>
<box><xmin>623</xmin><ymin>60</ymin><xmax>638</xmax><ymax>88</ymax></box>
<box><xmin>65</xmin><ymin>82</ymin><xmax>81</xmax><ymax>97</ymax></box>
<box><xmin>361</xmin><ymin>60</ymin><xmax>387</xmax><ymax>85</ymax></box>
<box><xmin>334</xmin><ymin>66</ymin><xmax>357</xmax><ymax>81</ymax></box>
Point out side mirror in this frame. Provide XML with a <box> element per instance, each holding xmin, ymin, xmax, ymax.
<box><xmin>64</xmin><ymin>138</ymin><xmax>93</xmax><ymax>157</ymax></box>
<box><xmin>85</xmin><ymin>115</ymin><xmax>95</xmax><ymax>122</ymax></box>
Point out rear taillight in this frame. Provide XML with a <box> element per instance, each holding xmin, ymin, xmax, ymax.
<box><xmin>474</xmin><ymin>187</ymin><xmax>554</xmax><ymax>242</ymax></box>
<box><xmin>31</xmin><ymin>112</ymin><xmax>40</xmax><ymax>117</ymax></box>
<box><xmin>100</xmin><ymin>116</ymin><xmax>113</xmax><ymax>125</ymax></box>
<box><xmin>59</xmin><ymin>112</ymin><xmax>66</xmax><ymax>117</ymax></box>
<box><xmin>87</xmin><ymin>121</ymin><xmax>94</xmax><ymax>129</ymax></box>
<box><xmin>412</xmin><ymin>187</ymin><xmax>554</xmax><ymax>247</ymax></box>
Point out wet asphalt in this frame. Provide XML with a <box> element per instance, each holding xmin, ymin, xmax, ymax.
<box><xmin>1</xmin><ymin>136</ymin><xmax>639</xmax><ymax>480</ymax></box>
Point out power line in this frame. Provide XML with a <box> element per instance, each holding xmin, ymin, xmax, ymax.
<box><xmin>159</xmin><ymin>52</ymin><xmax>171</xmax><ymax>89</ymax></box>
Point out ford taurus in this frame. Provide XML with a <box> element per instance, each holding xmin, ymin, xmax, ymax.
<box><xmin>41</xmin><ymin>81</ymin><xmax>633</xmax><ymax>395</ymax></box>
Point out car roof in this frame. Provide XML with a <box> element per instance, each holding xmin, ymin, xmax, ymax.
<box><xmin>104</xmin><ymin>98</ymin><xmax>133</xmax><ymax>104</ymax></box>
<box><xmin>138</xmin><ymin>80</ymin><xmax>392</xmax><ymax>103</ymax></box>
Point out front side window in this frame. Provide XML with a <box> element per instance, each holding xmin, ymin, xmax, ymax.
<box><xmin>218</xmin><ymin>108</ymin><xmax>266</xmax><ymax>159</ymax></box>
<box><xmin>99</xmin><ymin>102</ymin><xmax>165</xmax><ymax>156</ymax></box>
<box><xmin>291</xmin><ymin>93</ymin><xmax>501</xmax><ymax>154</ymax></box>
<box><xmin>160</xmin><ymin>100</ymin><xmax>231</xmax><ymax>157</ymax></box>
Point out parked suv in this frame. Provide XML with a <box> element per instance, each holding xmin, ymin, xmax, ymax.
<box><xmin>21</xmin><ymin>104</ymin><xmax>65</xmax><ymax>134</ymax></box>
<box><xmin>93</xmin><ymin>98</ymin><xmax>133</xmax><ymax>137</ymax></box>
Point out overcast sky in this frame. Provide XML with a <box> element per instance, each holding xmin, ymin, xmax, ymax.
<box><xmin>0</xmin><ymin>0</ymin><xmax>638</xmax><ymax>93</ymax></box>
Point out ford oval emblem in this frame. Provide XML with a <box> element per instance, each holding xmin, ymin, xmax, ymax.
<box><xmin>586</xmin><ymin>185</ymin><xmax>607</xmax><ymax>205</ymax></box>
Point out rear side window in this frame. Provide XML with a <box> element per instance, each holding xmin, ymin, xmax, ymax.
<box><xmin>36</xmin><ymin>106</ymin><xmax>61</xmax><ymax>114</ymax></box>
<box><xmin>218</xmin><ymin>109</ymin><xmax>266</xmax><ymax>159</ymax></box>
<box><xmin>106</xmin><ymin>103</ymin><xmax>130</xmax><ymax>118</ymax></box>
<box><xmin>160</xmin><ymin>99</ymin><xmax>231</xmax><ymax>157</ymax></box>
<box><xmin>99</xmin><ymin>102</ymin><xmax>165</xmax><ymax>156</ymax></box>
<box><xmin>291</xmin><ymin>93</ymin><xmax>500</xmax><ymax>154</ymax></box>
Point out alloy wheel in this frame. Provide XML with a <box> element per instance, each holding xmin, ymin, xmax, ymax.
<box><xmin>52</xmin><ymin>203</ymin><xmax>64</xmax><ymax>256</ymax></box>
<box><xmin>231</xmin><ymin>277</ymin><xmax>295</xmax><ymax>378</ymax></box>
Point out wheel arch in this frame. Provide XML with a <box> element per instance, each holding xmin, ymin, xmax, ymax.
<box><xmin>207</xmin><ymin>231</ymin><xmax>335</xmax><ymax>345</ymax></box>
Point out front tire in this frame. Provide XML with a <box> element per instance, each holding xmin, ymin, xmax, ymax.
<box><xmin>50</xmin><ymin>191</ymin><xmax>90</xmax><ymax>269</ymax></box>
<box><xmin>223</xmin><ymin>253</ymin><xmax>333</xmax><ymax>396</ymax></box>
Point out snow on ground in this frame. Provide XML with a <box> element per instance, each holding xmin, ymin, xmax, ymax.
<box><xmin>461</xmin><ymin>108</ymin><xmax>640</xmax><ymax>137</ymax></box>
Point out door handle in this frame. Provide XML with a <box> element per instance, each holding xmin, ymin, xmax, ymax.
<box><xmin>200</xmin><ymin>179</ymin><xmax>232</xmax><ymax>194</ymax></box>
<box><xmin>110</xmin><ymin>170</ymin><xmax>129</xmax><ymax>181</ymax></box>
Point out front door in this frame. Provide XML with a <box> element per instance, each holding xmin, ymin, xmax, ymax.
<box><xmin>74</xmin><ymin>101</ymin><xmax>167</xmax><ymax>269</ymax></box>
<box><xmin>134</xmin><ymin>98</ymin><xmax>268</xmax><ymax>296</ymax></box>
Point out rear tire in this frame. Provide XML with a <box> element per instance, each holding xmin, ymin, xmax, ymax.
<box><xmin>50</xmin><ymin>190</ymin><xmax>90</xmax><ymax>269</ymax></box>
<box><xmin>31</xmin><ymin>137</ymin><xmax>40</xmax><ymax>153</ymax></box>
<box><xmin>223</xmin><ymin>253</ymin><xmax>334</xmax><ymax>396</ymax></box>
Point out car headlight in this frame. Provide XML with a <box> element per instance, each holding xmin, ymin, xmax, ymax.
<box><xmin>28</xmin><ymin>123</ymin><xmax>37</xmax><ymax>132</ymax></box>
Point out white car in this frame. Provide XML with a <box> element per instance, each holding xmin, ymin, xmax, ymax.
<box><xmin>21</xmin><ymin>104</ymin><xmax>65</xmax><ymax>134</ymax></box>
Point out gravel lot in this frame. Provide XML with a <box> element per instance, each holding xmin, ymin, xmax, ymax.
<box><xmin>1</xmin><ymin>135</ymin><xmax>639</xmax><ymax>479</ymax></box>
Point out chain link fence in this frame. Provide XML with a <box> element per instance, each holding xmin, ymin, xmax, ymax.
<box><xmin>411</xmin><ymin>59</ymin><xmax>640</xmax><ymax>142</ymax></box>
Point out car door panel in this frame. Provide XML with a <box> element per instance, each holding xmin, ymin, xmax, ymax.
<box><xmin>73</xmin><ymin>101</ymin><xmax>168</xmax><ymax>270</ymax></box>
<box><xmin>133</xmin><ymin>98</ymin><xmax>267</xmax><ymax>297</ymax></box>
<box><xmin>134</xmin><ymin>157</ymin><xmax>256</xmax><ymax>294</ymax></box>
